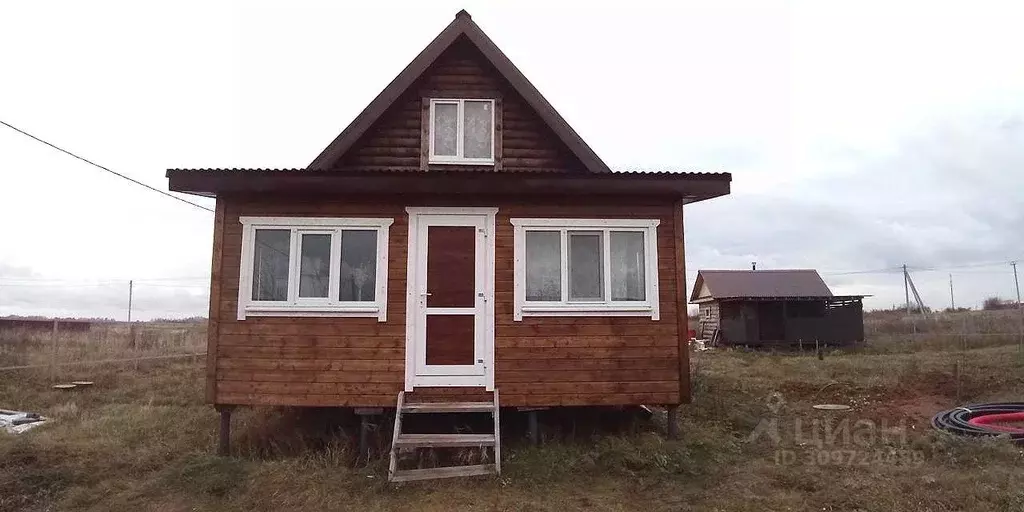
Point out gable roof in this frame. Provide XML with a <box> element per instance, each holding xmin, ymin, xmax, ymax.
<box><xmin>307</xmin><ymin>10</ymin><xmax>612</xmax><ymax>173</ymax></box>
<box><xmin>689</xmin><ymin>269</ymin><xmax>834</xmax><ymax>302</ymax></box>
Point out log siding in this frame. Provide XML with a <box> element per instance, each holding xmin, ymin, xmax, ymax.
<box><xmin>212</xmin><ymin>195</ymin><xmax>682</xmax><ymax>407</ymax></box>
<box><xmin>339</xmin><ymin>37</ymin><xmax>585</xmax><ymax>173</ymax></box>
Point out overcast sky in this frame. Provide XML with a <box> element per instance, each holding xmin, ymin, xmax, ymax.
<box><xmin>2</xmin><ymin>1</ymin><xmax>1022</xmax><ymax>320</ymax></box>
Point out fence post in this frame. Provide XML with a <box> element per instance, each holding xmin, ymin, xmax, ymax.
<box><xmin>1018</xmin><ymin>307</ymin><xmax>1023</xmax><ymax>359</ymax></box>
<box><xmin>954</xmin><ymin>313</ymin><xmax>962</xmax><ymax>354</ymax></box>
<box><xmin>49</xmin><ymin>319</ymin><xmax>58</xmax><ymax>382</ymax></box>
<box><xmin>131</xmin><ymin>324</ymin><xmax>139</xmax><ymax>371</ymax></box>
<box><xmin>954</xmin><ymin>359</ymin><xmax>961</xmax><ymax>402</ymax></box>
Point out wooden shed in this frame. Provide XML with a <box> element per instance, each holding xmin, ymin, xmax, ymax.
<box><xmin>168</xmin><ymin>10</ymin><xmax>731</xmax><ymax>480</ymax></box>
<box><xmin>690</xmin><ymin>269</ymin><xmax>864</xmax><ymax>347</ymax></box>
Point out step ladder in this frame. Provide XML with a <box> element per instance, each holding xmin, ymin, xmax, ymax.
<box><xmin>387</xmin><ymin>390</ymin><xmax>501</xmax><ymax>482</ymax></box>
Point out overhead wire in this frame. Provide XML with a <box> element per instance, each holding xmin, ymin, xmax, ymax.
<box><xmin>0</xmin><ymin>119</ymin><xmax>213</xmax><ymax>213</ymax></box>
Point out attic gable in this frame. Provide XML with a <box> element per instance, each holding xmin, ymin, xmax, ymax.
<box><xmin>308</xmin><ymin>10</ymin><xmax>610</xmax><ymax>173</ymax></box>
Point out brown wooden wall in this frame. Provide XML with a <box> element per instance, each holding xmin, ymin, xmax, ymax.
<box><xmin>338</xmin><ymin>36</ymin><xmax>585</xmax><ymax>173</ymax></box>
<box><xmin>210</xmin><ymin>195</ymin><xmax>683</xmax><ymax>408</ymax></box>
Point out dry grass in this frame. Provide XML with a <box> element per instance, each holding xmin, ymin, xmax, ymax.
<box><xmin>0</xmin><ymin>322</ymin><xmax>205</xmax><ymax>369</ymax></box>
<box><xmin>2</xmin><ymin>318</ymin><xmax>1024</xmax><ymax>511</ymax></box>
<box><xmin>865</xmin><ymin>308</ymin><xmax>1023</xmax><ymax>336</ymax></box>
<box><xmin>858</xmin><ymin>309</ymin><xmax>1024</xmax><ymax>354</ymax></box>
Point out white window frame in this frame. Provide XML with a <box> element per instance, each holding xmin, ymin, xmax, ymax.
<box><xmin>511</xmin><ymin>218</ymin><xmax>661</xmax><ymax>321</ymax></box>
<box><xmin>237</xmin><ymin>217</ymin><xmax>393</xmax><ymax>321</ymax></box>
<box><xmin>428</xmin><ymin>98</ymin><xmax>495</xmax><ymax>165</ymax></box>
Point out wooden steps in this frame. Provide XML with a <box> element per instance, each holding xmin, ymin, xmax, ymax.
<box><xmin>394</xmin><ymin>433</ymin><xmax>496</xmax><ymax>448</ymax></box>
<box><xmin>401</xmin><ymin>402</ymin><xmax>493</xmax><ymax>413</ymax></box>
<box><xmin>389</xmin><ymin>464</ymin><xmax>497</xmax><ymax>483</ymax></box>
<box><xmin>388</xmin><ymin>390</ymin><xmax>501</xmax><ymax>483</ymax></box>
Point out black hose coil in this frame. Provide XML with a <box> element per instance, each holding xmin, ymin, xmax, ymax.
<box><xmin>931</xmin><ymin>402</ymin><xmax>1024</xmax><ymax>443</ymax></box>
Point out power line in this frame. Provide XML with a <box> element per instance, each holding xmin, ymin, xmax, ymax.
<box><xmin>822</xmin><ymin>259</ymin><xmax>1023</xmax><ymax>276</ymax></box>
<box><xmin>0</xmin><ymin>276</ymin><xmax>209</xmax><ymax>284</ymax></box>
<box><xmin>822</xmin><ymin>266</ymin><xmax>904</xmax><ymax>276</ymax></box>
<box><xmin>913</xmin><ymin>259</ymin><xmax>1021</xmax><ymax>272</ymax></box>
<box><xmin>0</xmin><ymin>119</ymin><xmax>213</xmax><ymax>213</ymax></box>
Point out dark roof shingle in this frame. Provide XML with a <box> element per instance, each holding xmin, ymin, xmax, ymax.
<box><xmin>691</xmin><ymin>269</ymin><xmax>833</xmax><ymax>301</ymax></box>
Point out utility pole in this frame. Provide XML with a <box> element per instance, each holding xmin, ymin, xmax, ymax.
<box><xmin>1013</xmin><ymin>262</ymin><xmax>1021</xmax><ymax>310</ymax></box>
<box><xmin>949</xmin><ymin>273</ymin><xmax>955</xmax><ymax>311</ymax></box>
<box><xmin>904</xmin><ymin>264</ymin><xmax>910</xmax><ymax>315</ymax></box>
<box><xmin>1013</xmin><ymin>262</ymin><xmax>1022</xmax><ymax>357</ymax></box>
<box><xmin>127</xmin><ymin>279</ymin><xmax>134</xmax><ymax>323</ymax></box>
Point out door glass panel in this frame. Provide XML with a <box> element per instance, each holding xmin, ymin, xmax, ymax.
<box><xmin>298</xmin><ymin>233</ymin><xmax>331</xmax><ymax>298</ymax></box>
<box><xmin>425</xmin><ymin>315</ymin><xmax>475</xmax><ymax>365</ymax></box>
<box><xmin>525</xmin><ymin>231</ymin><xmax>561</xmax><ymax>301</ymax></box>
<box><xmin>610</xmin><ymin>231</ymin><xmax>646</xmax><ymax>301</ymax></box>
<box><xmin>339</xmin><ymin>230</ymin><xmax>377</xmax><ymax>301</ymax></box>
<box><xmin>568</xmin><ymin>232</ymin><xmax>603</xmax><ymax>301</ymax></box>
<box><xmin>251</xmin><ymin>229</ymin><xmax>290</xmax><ymax>301</ymax></box>
<box><xmin>426</xmin><ymin>226</ymin><xmax>476</xmax><ymax>307</ymax></box>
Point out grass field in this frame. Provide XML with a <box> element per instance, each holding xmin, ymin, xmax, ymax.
<box><xmin>2</xmin><ymin>316</ymin><xmax>1024</xmax><ymax>511</ymax></box>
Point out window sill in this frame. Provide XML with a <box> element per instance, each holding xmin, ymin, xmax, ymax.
<box><xmin>428</xmin><ymin>158</ymin><xmax>495</xmax><ymax>166</ymax></box>
<box><xmin>516</xmin><ymin>304</ymin><xmax>658</xmax><ymax>321</ymax></box>
<box><xmin>239</xmin><ymin>304</ymin><xmax>384</xmax><ymax>321</ymax></box>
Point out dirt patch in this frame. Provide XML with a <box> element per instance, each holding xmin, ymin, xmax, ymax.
<box><xmin>776</xmin><ymin>378</ymin><xmax>951</xmax><ymax>431</ymax></box>
<box><xmin>859</xmin><ymin>393</ymin><xmax>950</xmax><ymax>429</ymax></box>
<box><xmin>778</xmin><ymin>380</ymin><xmax>856</xmax><ymax>403</ymax></box>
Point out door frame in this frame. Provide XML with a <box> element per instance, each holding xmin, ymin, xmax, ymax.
<box><xmin>404</xmin><ymin>207</ymin><xmax>497</xmax><ymax>391</ymax></box>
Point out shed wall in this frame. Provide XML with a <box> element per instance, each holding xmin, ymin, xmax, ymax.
<box><xmin>698</xmin><ymin>302</ymin><xmax>719</xmax><ymax>339</ymax></box>
<box><xmin>714</xmin><ymin>299</ymin><xmax>864</xmax><ymax>347</ymax></box>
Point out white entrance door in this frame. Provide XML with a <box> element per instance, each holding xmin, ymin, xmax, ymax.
<box><xmin>404</xmin><ymin>207</ymin><xmax>496</xmax><ymax>390</ymax></box>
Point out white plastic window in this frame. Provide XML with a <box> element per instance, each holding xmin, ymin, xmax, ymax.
<box><xmin>238</xmin><ymin>217</ymin><xmax>393</xmax><ymax>320</ymax></box>
<box><xmin>512</xmin><ymin>218</ymin><xmax>661</xmax><ymax>320</ymax></box>
<box><xmin>429</xmin><ymin>99</ymin><xmax>494</xmax><ymax>164</ymax></box>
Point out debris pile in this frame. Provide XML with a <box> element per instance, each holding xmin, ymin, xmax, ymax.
<box><xmin>0</xmin><ymin>409</ymin><xmax>48</xmax><ymax>434</ymax></box>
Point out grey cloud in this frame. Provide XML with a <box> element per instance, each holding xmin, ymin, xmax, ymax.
<box><xmin>686</xmin><ymin>111</ymin><xmax>1024</xmax><ymax>309</ymax></box>
<box><xmin>0</xmin><ymin>263</ymin><xmax>208</xmax><ymax>320</ymax></box>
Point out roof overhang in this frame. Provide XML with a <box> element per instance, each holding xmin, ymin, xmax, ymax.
<box><xmin>166</xmin><ymin>169</ymin><xmax>731</xmax><ymax>202</ymax></box>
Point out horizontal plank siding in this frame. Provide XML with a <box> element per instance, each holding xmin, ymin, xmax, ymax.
<box><xmin>214</xmin><ymin>195</ymin><xmax>681</xmax><ymax>407</ymax></box>
<box><xmin>699</xmin><ymin>302</ymin><xmax>720</xmax><ymax>339</ymax></box>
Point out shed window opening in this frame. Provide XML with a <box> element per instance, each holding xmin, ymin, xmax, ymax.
<box><xmin>787</xmin><ymin>301</ymin><xmax>826</xmax><ymax>318</ymax></box>
<box><xmin>239</xmin><ymin>218</ymin><xmax>393</xmax><ymax>320</ymax></box>
<box><xmin>514</xmin><ymin>219</ymin><xmax>661</xmax><ymax>320</ymax></box>
<box><xmin>429</xmin><ymin>99</ymin><xmax>494</xmax><ymax>164</ymax></box>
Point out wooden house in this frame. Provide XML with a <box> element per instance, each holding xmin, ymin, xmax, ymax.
<box><xmin>168</xmin><ymin>10</ymin><xmax>730</xmax><ymax>480</ymax></box>
<box><xmin>690</xmin><ymin>269</ymin><xmax>864</xmax><ymax>347</ymax></box>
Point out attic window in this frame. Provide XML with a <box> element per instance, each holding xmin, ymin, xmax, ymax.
<box><xmin>429</xmin><ymin>99</ymin><xmax>494</xmax><ymax>164</ymax></box>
